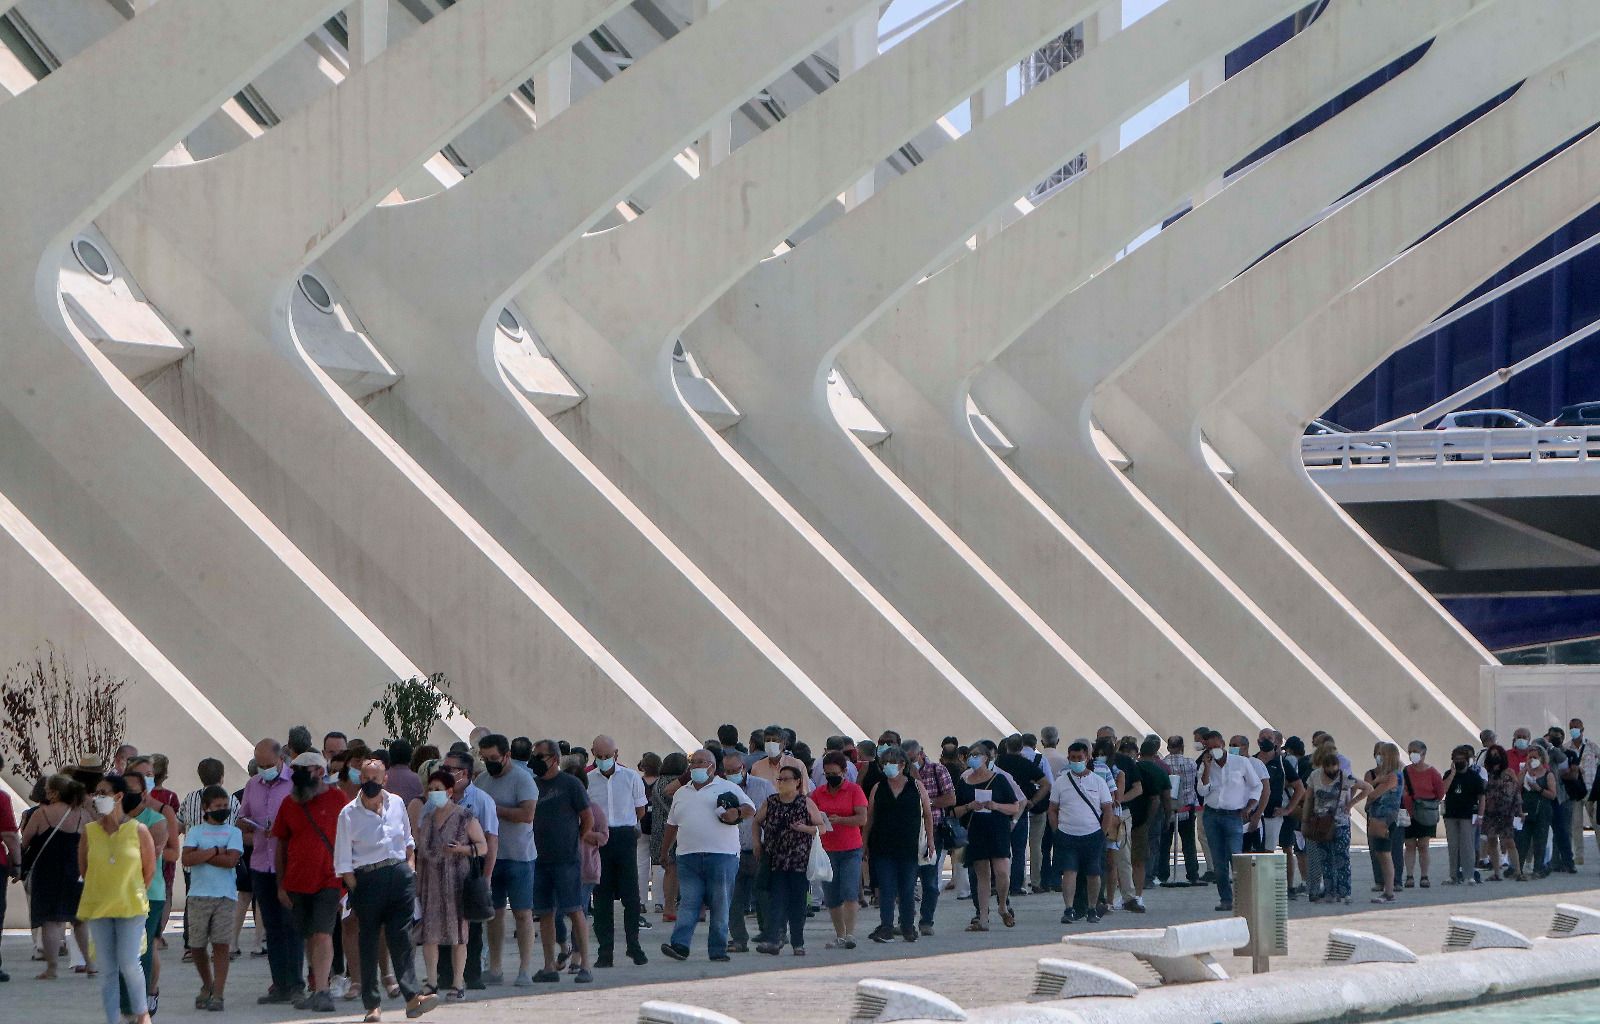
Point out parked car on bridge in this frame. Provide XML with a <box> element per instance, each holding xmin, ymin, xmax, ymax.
<box><xmin>1301</xmin><ymin>417</ymin><xmax>1391</xmax><ymax>466</ymax></box>
<box><xmin>1434</xmin><ymin>408</ymin><xmax>1564</xmax><ymax>461</ymax></box>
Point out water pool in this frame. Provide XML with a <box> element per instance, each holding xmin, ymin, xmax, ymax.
<box><xmin>1384</xmin><ymin>988</ymin><xmax>1597</xmax><ymax>1023</ymax></box>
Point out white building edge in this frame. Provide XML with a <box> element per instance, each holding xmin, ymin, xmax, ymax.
<box><xmin>0</xmin><ymin>0</ymin><xmax>1582</xmax><ymax>780</ymax></box>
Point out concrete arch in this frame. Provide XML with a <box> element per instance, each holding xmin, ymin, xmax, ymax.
<box><xmin>675</xmin><ymin>0</ymin><xmax>1323</xmax><ymax>736</ymax></box>
<box><xmin>960</xmin><ymin>0</ymin><xmax>1598</xmax><ymax>754</ymax></box>
<box><xmin>0</xmin><ymin>0</ymin><xmax>452</xmax><ymax>765</ymax></box>
<box><xmin>96</xmin><ymin>0</ymin><xmax>693</xmax><ymax>751</ymax></box>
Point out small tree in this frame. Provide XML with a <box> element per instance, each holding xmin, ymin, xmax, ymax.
<box><xmin>0</xmin><ymin>647</ymin><xmax>128</xmax><ymax>781</ymax></box>
<box><xmin>359</xmin><ymin>672</ymin><xmax>466</xmax><ymax>748</ymax></box>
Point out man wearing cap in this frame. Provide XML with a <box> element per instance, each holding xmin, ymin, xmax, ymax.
<box><xmin>270</xmin><ymin>751</ymin><xmax>350</xmax><ymax>1012</ymax></box>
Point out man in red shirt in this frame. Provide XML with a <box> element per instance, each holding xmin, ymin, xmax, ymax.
<box><xmin>271</xmin><ymin>752</ymin><xmax>350</xmax><ymax>1013</ymax></box>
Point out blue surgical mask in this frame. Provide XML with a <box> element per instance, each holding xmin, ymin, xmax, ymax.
<box><xmin>143</xmin><ymin>774</ymin><xmax>156</xmax><ymax>793</ymax></box>
<box><xmin>966</xmin><ymin>756</ymin><xmax>984</xmax><ymax>770</ymax></box>
<box><xmin>595</xmin><ymin>757</ymin><xmax>616</xmax><ymax>772</ymax></box>
<box><xmin>1514</xmin><ymin>739</ymin><xmax>1530</xmax><ymax>751</ymax></box>
<box><xmin>690</xmin><ymin>767</ymin><xmax>710</xmax><ymax>785</ymax></box>
<box><xmin>878</xmin><ymin>743</ymin><xmax>894</xmax><ymax>755</ymax></box>
<box><xmin>1094</xmin><ymin>756</ymin><xmax>1106</xmax><ymax>766</ymax></box>
<box><xmin>426</xmin><ymin>790</ymin><xmax>448</xmax><ymax>809</ymax></box>
<box><xmin>1068</xmin><ymin>761</ymin><xmax>1087</xmax><ymax>774</ymax></box>
<box><xmin>883</xmin><ymin>764</ymin><xmax>901</xmax><ymax>780</ymax></box>
<box><xmin>1572</xmin><ymin>729</ymin><xmax>1583</xmax><ymax>741</ymax></box>
<box><xmin>1227</xmin><ymin>746</ymin><xmax>1242</xmax><ymax>756</ymax></box>
<box><xmin>348</xmin><ymin>768</ymin><xmax>361</xmax><ymax>785</ymax></box>
<box><xmin>259</xmin><ymin>767</ymin><xmax>280</xmax><ymax>783</ymax></box>
<box><xmin>727</xmin><ymin>771</ymin><xmax>745</xmax><ymax>785</ymax></box>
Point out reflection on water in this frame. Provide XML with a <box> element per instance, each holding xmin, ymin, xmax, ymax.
<box><xmin>1384</xmin><ymin>989</ymin><xmax>1597</xmax><ymax>1023</ymax></box>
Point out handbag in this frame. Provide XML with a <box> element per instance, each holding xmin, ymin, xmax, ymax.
<box><xmin>936</xmin><ymin>816</ymin><xmax>967</xmax><ymax>851</ymax></box>
<box><xmin>805</xmin><ymin>831</ymin><xmax>833</xmax><ymax>883</ymax></box>
<box><xmin>1301</xmin><ymin>774</ymin><xmax>1343</xmax><ymax>844</ymax></box>
<box><xmin>461</xmin><ymin>854</ymin><xmax>494</xmax><ymax>923</ymax></box>
<box><xmin>1403</xmin><ymin>769</ymin><xmax>1440</xmax><ymax>828</ymax></box>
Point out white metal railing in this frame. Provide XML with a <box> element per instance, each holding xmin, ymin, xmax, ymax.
<box><xmin>1302</xmin><ymin>426</ymin><xmax>1600</xmax><ymax>470</ymax></box>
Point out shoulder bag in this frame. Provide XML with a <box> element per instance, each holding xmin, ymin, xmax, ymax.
<box><xmin>1404</xmin><ymin>768</ymin><xmax>1440</xmax><ymax>828</ymax></box>
<box><xmin>1065</xmin><ymin>772</ymin><xmax>1117</xmax><ymax>841</ymax></box>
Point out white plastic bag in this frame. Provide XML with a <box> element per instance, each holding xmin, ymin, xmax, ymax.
<box><xmin>806</xmin><ymin>832</ymin><xmax>833</xmax><ymax>883</ymax></box>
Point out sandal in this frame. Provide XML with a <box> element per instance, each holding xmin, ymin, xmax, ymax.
<box><xmin>1403</xmin><ymin>877</ymin><xmax>1415</xmax><ymax>889</ymax></box>
<box><xmin>965</xmin><ymin>921</ymin><xmax>989</xmax><ymax>932</ymax></box>
<box><xmin>1420</xmin><ymin>876</ymin><xmax>1430</xmax><ymax>889</ymax></box>
<box><xmin>1000</xmin><ymin>908</ymin><xmax>1015</xmax><ymax>928</ymax></box>
<box><xmin>364</xmin><ymin>1011</ymin><xmax>382</xmax><ymax>1023</ymax></box>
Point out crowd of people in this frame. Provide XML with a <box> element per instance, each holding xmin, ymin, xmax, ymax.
<box><xmin>0</xmin><ymin>717</ymin><xmax>1596</xmax><ymax>1022</ymax></box>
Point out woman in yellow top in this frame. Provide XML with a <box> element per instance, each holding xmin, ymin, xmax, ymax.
<box><xmin>78</xmin><ymin>774</ymin><xmax>156</xmax><ymax>1024</ymax></box>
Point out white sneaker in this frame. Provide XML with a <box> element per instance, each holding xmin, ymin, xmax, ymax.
<box><xmin>1110</xmin><ymin>898</ymin><xmax>1124</xmax><ymax>912</ymax></box>
<box><xmin>329</xmin><ymin>976</ymin><xmax>351</xmax><ymax>1000</ymax></box>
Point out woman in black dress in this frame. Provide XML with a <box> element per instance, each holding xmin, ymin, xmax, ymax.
<box><xmin>864</xmin><ymin>749</ymin><xmax>934</xmax><ymax>944</ymax></box>
<box><xmin>952</xmin><ymin>748</ymin><xmax>1020</xmax><ymax>931</ymax></box>
<box><xmin>20</xmin><ymin>774</ymin><xmax>89</xmax><ymax>979</ymax></box>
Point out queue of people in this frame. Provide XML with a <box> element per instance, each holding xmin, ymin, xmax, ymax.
<box><xmin>2</xmin><ymin>716</ymin><xmax>1598</xmax><ymax>1022</ymax></box>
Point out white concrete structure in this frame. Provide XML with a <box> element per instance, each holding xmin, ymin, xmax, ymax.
<box><xmin>0</xmin><ymin>0</ymin><xmax>1591</xmax><ymax>780</ymax></box>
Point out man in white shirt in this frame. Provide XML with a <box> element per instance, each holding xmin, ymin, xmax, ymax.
<box><xmin>1048</xmin><ymin>741</ymin><xmax>1116</xmax><ymax>925</ymax></box>
<box><xmin>659</xmin><ymin>750</ymin><xmax>754</xmax><ymax>963</ymax></box>
<box><xmin>334</xmin><ymin>759</ymin><xmax>435</xmax><ymax>1021</ymax></box>
<box><xmin>1195</xmin><ymin>731</ymin><xmax>1260</xmax><ymax>912</ymax></box>
<box><xmin>587</xmin><ymin>735</ymin><xmax>649</xmax><ymax>967</ymax></box>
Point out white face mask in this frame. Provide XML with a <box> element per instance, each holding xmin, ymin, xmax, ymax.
<box><xmin>765</xmin><ymin>742</ymin><xmax>781</xmax><ymax>758</ymax></box>
<box><xmin>1209</xmin><ymin>748</ymin><xmax>1225</xmax><ymax>761</ymax></box>
<box><xmin>1528</xmin><ymin>758</ymin><xmax>1542</xmax><ymax>770</ymax></box>
<box><xmin>1408</xmin><ymin>752</ymin><xmax>1423</xmax><ymax>765</ymax></box>
<box><xmin>93</xmin><ymin>795</ymin><xmax>116</xmax><ymax>816</ymax></box>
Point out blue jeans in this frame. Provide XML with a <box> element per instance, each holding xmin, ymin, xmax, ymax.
<box><xmin>873</xmin><ymin>856</ymin><xmax>918</xmax><ymax>932</ymax></box>
<box><xmin>119</xmin><ymin>898</ymin><xmax>163</xmax><ymax>1015</ymax></box>
<box><xmin>90</xmin><ymin>916</ymin><xmax>147</xmax><ymax>1024</ymax></box>
<box><xmin>671</xmin><ymin>852</ymin><xmax>738</xmax><ymax>958</ymax></box>
<box><xmin>917</xmin><ymin>843</ymin><xmax>944</xmax><ymax>925</ymax></box>
<box><xmin>1202</xmin><ymin>810</ymin><xmax>1244</xmax><ymax>905</ymax></box>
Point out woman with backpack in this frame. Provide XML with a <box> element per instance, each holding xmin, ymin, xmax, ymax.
<box><xmin>1296</xmin><ymin>745</ymin><xmax>1370</xmax><ymax>904</ymax></box>
<box><xmin>1401</xmin><ymin>741</ymin><xmax>1446</xmax><ymax>889</ymax></box>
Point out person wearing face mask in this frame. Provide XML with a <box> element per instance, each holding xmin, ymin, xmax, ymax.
<box><xmin>952</xmin><ymin>745</ymin><xmax>1021</xmax><ymax>931</ymax></box>
<box><xmin>125</xmin><ymin>756</ymin><xmax>180</xmax><ymax>974</ymax></box>
<box><xmin>268</xmin><ymin>751</ymin><xmax>348</xmax><ymax>1011</ymax></box>
<box><xmin>237</xmin><ymin>737</ymin><xmax>300</xmax><ymax>1005</ymax></box>
<box><xmin>1440</xmin><ymin>744</ymin><xmax>1486</xmax><ymax>886</ymax></box>
<box><xmin>473</xmin><ymin>734</ymin><xmax>538</xmax><ymax>987</ymax></box>
<box><xmin>1160</xmin><ymin>736</ymin><xmax>1201</xmax><ymax>888</ymax></box>
<box><xmin>180</xmin><ymin>786</ymin><xmax>243</xmax><ymax>1011</ymax></box>
<box><xmin>810</xmin><ymin>751</ymin><xmax>868</xmax><ymax>949</ymax></box>
<box><xmin>585</xmin><ymin>735</ymin><xmax>649</xmax><ymax>968</ymax></box>
<box><xmin>428</xmin><ymin>752</ymin><xmax>497</xmax><ymax>996</ymax></box>
<box><xmin>1507</xmin><ymin>728</ymin><xmax>1534</xmax><ymax>773</ymax></box>
<box><xmin>1362</xmin><ymin>742</ymin><xmax>1403</xmax><ymax>903</ymax></box>
<box><xmin>753</xmin><ymin>765</ymin><xmax>825</xmax><ymax>955</ymax></box>
<box><xmin>334</xmin><ymin>758</ymin><xmax>435</xmax><ymax>1022</ymax></box>
<box><xmin>382</xmin><ymin>741</ymin><xmax>422</xmax><ymax>806</ymax></box>
<box><xmin>528</xmin><ymin>739</ymin><xmax>599</xmax><ymax>981</ymax></box>
<box><xmin>1543</xmin><ymin>727</ymin><xmax>1578</xmax><ymax>876</ymax></box>
<box><xmin>1399</xmin><ymin>741</ymin><xmax>1445</xmax><ymax>890</ymax></box>
<box><xmin>862</xmin><ymin>748</ymin><xmax>935</xmax><ymax>944</ymax></box>
<box><xmin>1564</xmin><ymin>719</ymin><xmax>1599</xmax><ymax>867</ymax></box>
<box><xmin>659</xmin><ymin>749</ymin><xmax>754</xmax><ymax>963</ymax></box>
<box><xmin>1049</xmin><ymin>741</ymin><xmax>1115</xmax><ymax>926</ymax></box>
<box><xmin>78</xmin><ymin>774</ymin><xmax>157</xmax><ymax>1024</ymax></box>
<box><xmin>114</xmin><ymin>768</ymin><xmax>172</xmax><ymax>1019</ymax></box>
<box><xmin>1292</xmin><ymin>746</ymin><xmax>1368</xmax><ymax>905</ymax></box>
<box><xmin>1516</xmin><ymin>743</ymin><xmax>1558</xmax><ymax>879</ymax></box>
<box><xmin>413</xmin><ymin>769</ymin><xmax>485</xmax><ymax>1003</ymax></box>
<box><xmin>751</xmin><ymin>726</ymin><xmax>810</xmax><ymax>792</ymax></box>
<box><xmin>21</xmin><ymin>773</ymin><xmax>89</xmax><ymax>982</ymax></box>
<box><xmin>1479</xmin><ymin>744</ymin><xmax>1523</xmax><ymax>881</ymax></box>
<box><xmin>903</xmin><ymin>740</ymin><xmax>955</xmax><ymax>935</ymax></box>
<box><xmin>719</xmin><ymin>750</ymin><xmax>775</xmax><ymax>953</ymax></box>
<box><xmin>1194</xmin><ymin>730</ymin><xmax>1258</xmax><ymax>913</ymax></box>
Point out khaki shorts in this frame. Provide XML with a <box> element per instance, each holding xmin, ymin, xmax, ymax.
<box><xmin>186</xmin><ymin>895</ymin><xmax>236</xmax><ymax>949</ymax></box>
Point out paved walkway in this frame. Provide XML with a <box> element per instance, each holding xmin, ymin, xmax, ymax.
<box><xmin>5</xmin><ymin>850</ymin><xmax>1599</xmax><ymax>1023</ymax></box>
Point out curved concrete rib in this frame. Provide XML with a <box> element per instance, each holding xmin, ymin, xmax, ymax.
<box><xmin>302</xmin><ymin>0</ymin><xmax>889</xmax><ymax>743</ymax></box>
<box><xmin>514</xmin><ymin>0</ymin><xmax>1105</xmax><ymax>738</ymax></box>
<box><xmin>96</xmin><ymin>0</ymin><xmax>695</xmax><ymax>751</ymax></box>
<box><xmin>681</xmin><ymin>0</ymin><xmax>1312</xmax><ymax>734</ymax></box>
<box><xmin>0</xmin><ymin>1</ymin><xmax>454</xmax><ymax>752</ymax></box>
<box><xmin>961</xmin><ymin>0</ymin><xmax>1584</xmax><ymax>750</ymax></box>
<box><xmin>1094</xmin><ymin>10</ymin><xmax>1600</xmax><ymax>751</ymax></box>
<box><xmin>1206</xmin><ymin>47</ymin><xmax>1600</xmax><ymax>723</ymax></box>
<box><xmin>835</xmin><ymin>0</ymin><xmax>1484</xmax><ymax>742</ymax></box>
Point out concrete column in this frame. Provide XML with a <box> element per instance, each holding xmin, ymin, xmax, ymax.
<box><xmin>346</xmin><ymin>0</ymin><xmax>387</xmax><ymax>65</ymax></box>
<box><xmin>535</xmin><ymin>51</ymin><xmax>572</xmax><ymax>125</ymax></box>
<box><xmin>967</xmin><ymin>74</ymin><xmax>1006</xmax><ymax>243</ymax></box>
<box><xmin>836</xmin><ymin>9</ymin><xmax>879</xmax><ymax>209</ymax></box>
<box><xmin>689</xmin><ymin>0</ymin><xmax>729</xmax><ymax>167</ymax></box>
<box><xmin>1083</xmin><ymin>0</ymin><xmax>1122</xmax><ymax>167</ymax></box>
<box><xmin>1188</xmin><ymin>53</ymin><xmax>1226</xmax><ymax>203</ymax></box>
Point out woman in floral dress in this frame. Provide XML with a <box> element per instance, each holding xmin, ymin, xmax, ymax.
<box><xmin>413</xmin><ymin>770</ymin><xmax>486</xmax><ymax>1001</ymax></box>
<box><xmin>1480</xmin><ymin>745</ymin><xmax>1522</xmax><ymax>881</ymax></box>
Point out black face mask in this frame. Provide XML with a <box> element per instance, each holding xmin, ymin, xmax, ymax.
<box><xmin>484</xmin><ymin>759</ymin><xmax>504</xmax><ymax>777</ymax></box>
<box><xmin>291</xmin><ymin>767</ymin><xmax>314</xmax><ymax>790</ymax></box>
<box><xmin>122</xmin><ymin>793</ymin><xmax>143</xmax><ymax>814</ymax></box>
<box><xmin>529</xmin><ymin>756</ymin><xmax>549</xmax><ymax>778</ymax></box>
<box><xmin>359</xmin><ymin>780</ymin><xmax>383</xmax><ymax>799</ymax></box>
<box><xmin>205</xmin><ymin>808</ymin><xmax>229</xmax><ymax>824</ymax></box>
<box><xmin>1452</xmin><ymin>760</ymin><xmax>1469</xmax><ymax>771</ymax></box>
<box><xmin>825</xmin><ymin>775</ymin><xmax>843</xmax><ymax>789</ymax></box>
